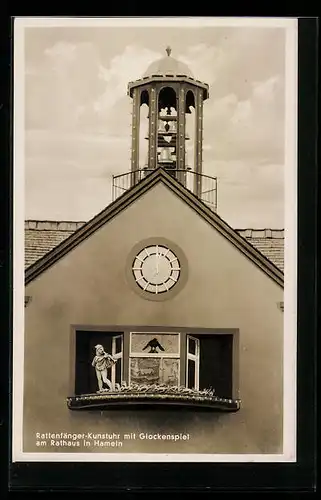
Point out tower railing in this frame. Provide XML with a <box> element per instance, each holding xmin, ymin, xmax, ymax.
<box><xmin>112</xmin><ymin>169</ymin><xmax>217</xmax><ymax>212</ymax></box>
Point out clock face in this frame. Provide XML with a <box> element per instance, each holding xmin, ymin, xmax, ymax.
<box><xmin>132</xmin><ymin>245</ymin><xmax>181</xmax><ymax>294</ymax></box>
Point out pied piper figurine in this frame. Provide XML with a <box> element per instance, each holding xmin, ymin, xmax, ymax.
<box><xmin>92</xmin><ymin>344</ymin><xmax>117</xmax><ymax>392</ymax></box>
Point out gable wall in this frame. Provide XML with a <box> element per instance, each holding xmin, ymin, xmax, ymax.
<box><xmin>24</xmin><ymin>182</ymin><xmax>284</xmax><ymax>454</ymax></box>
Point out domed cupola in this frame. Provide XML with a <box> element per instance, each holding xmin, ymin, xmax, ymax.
<box><xmin>143</xmin><ymin>46</ymin><xmax>194</xmax><ymax>78</ymax></box>
<box><xmin>127</xmin><ymin>46</ymin><xmax>210</xmax><ymax>199</ymax></box>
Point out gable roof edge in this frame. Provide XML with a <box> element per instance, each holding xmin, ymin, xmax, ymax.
<box><xmin>25</xmin><ymin>168</ymin><xmax>284</xmax><ymax>288</ymax></box>
<box><xmin>25</xmin><ymin>170</ymin><xmax>164</xmax><ymax>285</ymax></box>
<box><xmin>158</xmin><ymin>175</ymin><xmax>284</xmax><ymax>288</ymax></box>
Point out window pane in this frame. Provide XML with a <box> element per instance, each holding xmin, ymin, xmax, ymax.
<box><xmin>115</xmin><ymin>357</ymin><xmax>122</xmax><ymax>385</ymax></box>
<box><xmin>188</xmin><ymin>337</ymin><xmax>196</xmax><ymax>355</ymax></box>
<box><xmin>160</xmin><ymin>358</ymin><xmax>179</xmax><ymax>386</ymax></box>
<box><xmin>131</xmin><ymin>333</ymin><xmax>179</xmax><ymax>354</ymax></box>
<box><xmin>115</xmin><ymin>336</ymin><xmax>122</xmax><ymax>354</ymax></box>
<box><xmin>187</xmin><ymin>359</ymin><xmax>196</xmax><ymax>389</ymax></box>
<box><xmin>130</xmin><ymin>357</ymin><xmax>180</xmax><ymax>386</ymax></box>
<box><xmin>130</xmin><ymin>357</ymin><xmax>161</xmax><ymax>385</ymax></box>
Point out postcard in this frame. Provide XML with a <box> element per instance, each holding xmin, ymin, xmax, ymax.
<box><xmin>12</xmin><ymin>16</ymin><xmax>298</xmax><ymax>463</ymax></box>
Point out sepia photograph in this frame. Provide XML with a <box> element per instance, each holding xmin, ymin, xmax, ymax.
<box><xmin>12</xmin><ymin>16</ymin><xmax>298</xmax><ymax>462</ymax></box>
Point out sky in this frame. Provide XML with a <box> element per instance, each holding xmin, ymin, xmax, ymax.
<box><xmin>21</xmin><ymin>19</ymin><xmax>292</xmax><ymax>228</ymax></box>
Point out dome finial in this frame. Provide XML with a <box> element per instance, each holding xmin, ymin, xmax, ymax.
<box><xmin>165</xmin><ymin>46</ymin><xmax>172</xmax><ymax>57</ymax></box>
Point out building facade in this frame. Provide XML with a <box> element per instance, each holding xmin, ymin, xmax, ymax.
<box><xmin>23</xmin><ymin>50</ymin><xmax>284</xmax><ymax>455</ymax></box>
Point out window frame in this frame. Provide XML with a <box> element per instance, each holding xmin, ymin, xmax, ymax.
<box><xmin>111</xmin><ymin>334</ymin><xmax>123</xmax><ymax>387</ymax></box>
<box><xmin>186</xmin><ymin>334</ymin><xmax>200</xmax><ymax>390</ymax></box>
<box><xmin>128</xmin><ymin>331</ymin><xmax>181</xmax><ymax>385</ymax></box>
<box><xmin>70</xmin><ymin>326</ymin><xmax>239</xmax><ymax>400</ymax></box>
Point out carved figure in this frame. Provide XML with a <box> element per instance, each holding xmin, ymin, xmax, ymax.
<box><xmin>92</xmin><ymin>344</ymin><xmax>117</xmax><ymax>392</ymax></box>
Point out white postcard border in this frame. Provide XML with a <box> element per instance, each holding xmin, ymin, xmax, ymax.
<box><xmin>12</xmin><ymin>16</ymin><xmax>298</xmax><ymax>463</ymax></box>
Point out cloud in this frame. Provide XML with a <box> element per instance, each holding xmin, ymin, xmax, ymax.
<box><xmin>25</xmin><ymin>129</ymin><xmax>131</xmax><ymax>177</ymax></box>
<box><xmin>93</xmin><ymin>45</ymin><xmax>161</xmax><ymax>118</ymax></box>
<box><xmin>203</xmin><ymin>74</ymin><xmax>284</xmax><ymax>164</ymax></box>
<box><xmin>179</xmin><ymin>43</ymin><xmax>223</xmax><ymax>84</ymax></box>
<box><xmin>25</xmin><ymin>36</ymin><xmax>284</xmax><ymax>157</ymax></box>
<box><xmin>25</xmin><ymin>41</ymin><xmax>163</xmax><ymax>135</ymax></box>
<box><xmin>25</xmin><ymin>41</ymin><xmax>107</xmax><ymax>130</ymax></box>
<box><xmin>26</xmin><ymin>172</ymin><xmax>114</xmax><ymax>221</ymax></box>
<box><xmin>44</xmin><ymin>41</ymin><xmax>78</xmax><ymax>63</ymax></box>
<box><xmin>23</xmin><ymin>28</ymin><xmax>286</xmax><ymax>225</ymax></box>
<box><xmin>25</xmin><ymin>129</ymin><xmax>131</xmax><ymax>220</ymax></box>
<box><xmin>203</xmin><ymin>160</ymin><xmax>284</xmax><ymax>228</ymax></box>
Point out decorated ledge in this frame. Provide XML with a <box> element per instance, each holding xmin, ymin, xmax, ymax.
<box><xmin>67</xmin><ymin>384</ymin><xmax>240</xmax><ymax>411</ymax></box>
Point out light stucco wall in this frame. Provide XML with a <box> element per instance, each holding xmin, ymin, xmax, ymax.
<box><xmin>24</xmin><ymin>182</ymin><xmax>284</xmax><ymax>455</ymax></box>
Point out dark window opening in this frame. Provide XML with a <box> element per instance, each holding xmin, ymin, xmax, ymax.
<box><xmin>186</xmin><ymin>334</ymin><xmax>233</xmax><ymax>398</ymax></box>
<box><xmin>75</xmin><ymin>330</ymin><xmax>123</xmax><ymax>395</ymax></box>
<box><xmin>189</xmin><ymin>337</ymin><xmax>196</xmax><ymax>355</ymax></box>
<box><xmin>198</xmin><ymin>334</ymin><xmax>233</xmax><ymax>398</ymax></box>
<box><xmin>115</xmin><ymin>335</ymin><xmax>122</xmax><ymax>354</ymax></box>
<box><xmin>157</xmin><ymin>87</ymin><xmax>178</xmax><ymax>176</ymax></box>
<box><xmin>187</xmin><ymin>359</ymin><xmax>196</xmax><ymax>389</ymax></box>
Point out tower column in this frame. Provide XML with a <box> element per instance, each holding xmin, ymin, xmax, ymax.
<box><xmin>194</xmin><ymin>88</ymin><xmax>203</xmax><ymax>198</ymax></box>
<box><xmin>148</xmin><ymin>85</ymin><xmax>158</xmax><ymax>170</ymax></box>
<box><xmin>177</xmin><ymin>85</ymin><xmax>186</xmax><ymax>185</ymax></box>
<box><xmin>130</xmin><ymin>87</ymin><xmax>140</xmax><ymax>186</ymax></box>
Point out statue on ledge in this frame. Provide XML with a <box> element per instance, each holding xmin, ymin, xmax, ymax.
<box><xmin>92</xmin><ymin>344</ymin><xmax>117</xmax><ymax>392</ymax></box>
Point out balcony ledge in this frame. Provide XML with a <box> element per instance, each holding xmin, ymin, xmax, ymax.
<box><xmin>67</xmin><ymin>385</ymin><xmax>240</xmax><ymax>411</ymax></box>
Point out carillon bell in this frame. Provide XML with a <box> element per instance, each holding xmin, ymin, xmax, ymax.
<box><xmin>127</xmin><ymin>45</ymin><xmax>209</xmax><ymax>193</ymax></box>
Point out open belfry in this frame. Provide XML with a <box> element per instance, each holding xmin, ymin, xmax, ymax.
<box><xmin>129</xmin><ymin>47</ymin><xmax>208</xmax><ymax>190</ymax></box>
<box><xmin>112</xmin><ymin>46</ymin><xmax>217</xmax><ymax>211</ymax></box>
<box><xmin>23</xmin><ymin>46</ymin><xmax>284</xmax><ymax>455</ymax></box>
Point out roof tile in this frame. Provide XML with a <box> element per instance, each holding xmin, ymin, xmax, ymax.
<box><xmin>24</xmin><ymin>221</ymin><xmax>284</xmax><ymax>272</ymax></box>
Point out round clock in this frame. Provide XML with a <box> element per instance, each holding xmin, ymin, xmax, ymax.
<box><xmin>132</xmin><ymin>244</ymin><xmax>181</xmax><ymax>294</ymax></box>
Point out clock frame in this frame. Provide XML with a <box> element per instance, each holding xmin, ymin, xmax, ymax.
<box><xmin>126</xmin><ymin>238</ymin><xmax>188</xmax><ymax>301</ymax></box>
<box><xmin>132</xmin><ymin>244</ymin><xmax>181</xmax><ymax>294</ymax></box>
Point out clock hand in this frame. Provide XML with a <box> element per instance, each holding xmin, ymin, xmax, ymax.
<box><xmin>156</xmin><ymin>246</ymin><xmax>159</xmax><ymax>274</ymax></box>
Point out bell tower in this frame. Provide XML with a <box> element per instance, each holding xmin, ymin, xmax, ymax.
<box><xmin>127</xmin><ymin>47</ymin><xmax>209</xmax><ymax>196</ymax></box>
